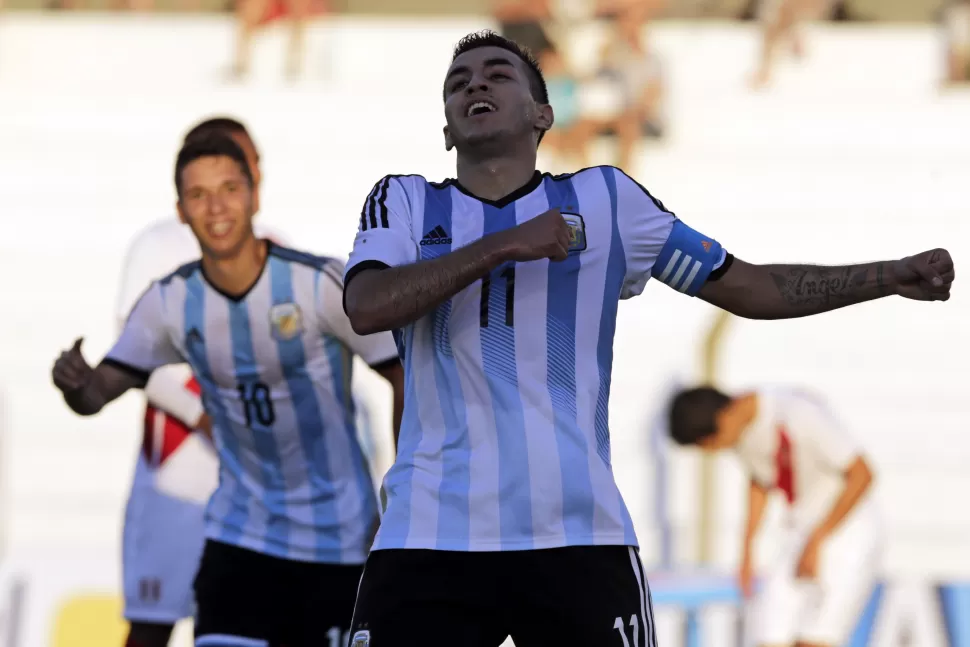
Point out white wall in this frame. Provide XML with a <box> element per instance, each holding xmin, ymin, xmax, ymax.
<box><xmin>0</xmin><ymin>14</ymin><xmax>967</xmax><ymax>596</ymax></box>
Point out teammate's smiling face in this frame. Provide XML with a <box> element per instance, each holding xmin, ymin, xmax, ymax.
<box><xmin>177</xmin><ymin>154</ymin><xmax>255</xmax><ymax>260</ymax></box>
<box><xmin>442</xmin><ymin>46</ymin><xmax>553</xmax><ymax>151</ymax></box>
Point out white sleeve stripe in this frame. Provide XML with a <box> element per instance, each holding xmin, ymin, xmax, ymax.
<box><xmin>656</xmin><ymin>249</ymin><xmax>682</xmax><ymax>283</ymax></box>
<box><xmin>677</xmin><ymin>261</ymin><xmax>703</xmax><ymax>293</ymax></box>
<box><xmin>668</xmin><ymin>254</ymin><xmax>693</xmax><ymax>289</ymax></box>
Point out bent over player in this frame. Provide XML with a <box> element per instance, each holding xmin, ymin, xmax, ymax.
<box><xmin>341</xmin><ymin>30</ymin><xmax>953</xmax><ymax>647</ymax></box>
<box><xmin>668</xmin><ymin>386</ymin><xmax>882</xmax><ymax>647</ymax></box>
<box><xmin>53</xmin><ymin>134</ymin><xmax>403</xmax><ymax>647</ymax></box>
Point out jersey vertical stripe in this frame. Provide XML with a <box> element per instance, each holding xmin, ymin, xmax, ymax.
<box><xmin>424</xmin><ymin>187</ymin><xmax>474</xmax><ymax>550</ymax></box>
<box><xmin>541</xmin><ymin>174</ymin><xmax>596</xmax><ymax>546</ymax></box>
<box><xmin>267</xmin><ymin>256</ymin><xmax>335</xmax><ymax>560</ymax></box>
<box><xmin>346</xmin><ymin>167</ymin><xmax>728</xmax><ymax>552</ymax></box>
<box><xmin>600</xmin><ymin>168</ymin><xmax>639</xmax><ymax>546</ymax></box>
<box><xmin>481</xmin><ymin>199</ymin><xmax>534</xmax><ymax>548</ymax></box>
<box><xmin>229</xmin><ymin>297</ymin><xmax>290</xmax><ymax>550</ymax></box>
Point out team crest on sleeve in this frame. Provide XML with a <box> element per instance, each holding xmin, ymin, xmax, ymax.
<box><xmin>269</xmin><ymin>303</ymin><xmax>304</xmax><ymax>341</ymax></box>
<box><xmin>561</xmin><ymin>212</ymin><xmax>587</xmax><ymax>252</ymax></box>
<box><xmin>351</xmin><ymin>630</ymin><xmax>370</xmax><ymax>647</ymax></box>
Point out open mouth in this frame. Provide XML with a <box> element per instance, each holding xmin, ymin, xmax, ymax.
<box><xmin>208</xmin><ymin>221</ymin><xmax>233</xmax><ymax>238</ymax></box>
<box><xmin>466</xmin><ymin>101</ymin><xmax>497</xmax><ymax>117</ymax></box>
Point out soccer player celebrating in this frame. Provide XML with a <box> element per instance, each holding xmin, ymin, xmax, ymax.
<box><xmin>341</xmin><ymin>30</ymin><xmax>954</xmax><ymax>647</ymax></box>
<box><xmin>52</xmin><ymin>134</ymin><xmax>403</xmax><ymax>647</ymax></box>
<box><xmin>114</xmin><ymin>116</ymin><xmax>279</xmax><ymax>647</ymax></box>
<box><xmin>668</xmin><ymin>387</ymin><xmax>882</xmax><ymax>647</ymax></box>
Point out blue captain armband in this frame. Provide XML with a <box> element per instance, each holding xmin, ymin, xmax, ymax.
<box><xmin>652</xmin><ymin>220</ymin><xmax>726</xmax><ymax>296</ymax></box>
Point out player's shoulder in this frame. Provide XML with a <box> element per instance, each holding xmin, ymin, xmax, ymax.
<box><xmin>158</xmin><ymin>259</ymin><xmax>203</xmax><ymax>286</ymax></box>
<box><xmin>367</xmin><ymin>173</ymin><xmax>432</xmax><ymax>196</ymax></box>
<box><xmin>769</xmin><ymin>386</ymin><xmax>841</xmax><ymax>430</ymax></box>
<box><xmin>268</xmin><ymin>243</ymin><xmax>344</xmax><ymax>280</ymax></box>
<box><xmin>550</xmin><ymin>166</ymin><xmax>672</xmax><ymax>213</ymax></box>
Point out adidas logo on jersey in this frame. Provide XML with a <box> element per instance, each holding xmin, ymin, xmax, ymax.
<box><xmin>420</xmin><ymin>225</ymin><xmax>452</xmax><ymax>246</ymax></box>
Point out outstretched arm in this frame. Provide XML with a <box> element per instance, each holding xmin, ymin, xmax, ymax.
<box><xmin>699</xmin><ymin>249</ymin><xmax>953</xmax><ymax>320</ymax></box>
<box><xmin>54</xmin><ymin>341</ymin><xmax>149</xmax><ymax>415</ymax></box>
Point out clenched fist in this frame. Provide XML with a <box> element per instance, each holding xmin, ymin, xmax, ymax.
<box><xmin>500</xmin><ymin>208</ymin><xmax>572</xmax><ymax>263</ymax></box>
<box><xmin>52</xmin><ymin>338</ymin><xmax>95</xmax><ymax>394</ymax></box>
<box><xmin>892</xmin><ymin>248</ymin><xmax>955</xmax><ymax>301</ymax></box>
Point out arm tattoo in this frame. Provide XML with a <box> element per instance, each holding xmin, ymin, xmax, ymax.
<box><xmin>769</xmin><ymin>266</ymin><xmax>869</xmax><ymax>307</ymax></box>
<box><xmin>875</xmin><ymin>263</ymin><xmax>889</xmax><ymax>295</ymax></box>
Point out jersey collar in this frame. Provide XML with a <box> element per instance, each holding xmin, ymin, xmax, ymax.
<box><xmin>450</xmin><ymin>170</ymin><xmax>543</xmax><ymax>208</ymax></box>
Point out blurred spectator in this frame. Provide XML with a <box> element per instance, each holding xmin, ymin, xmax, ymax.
<box><xmin>746</xmin><ymin>0</ymin><xmax>860</xmax><ymax>86</ymax></box>
<box><xmin>579</xmin><ymin>4</ymin><xmax>666</xmax><ymax>170</ymax></box>
<box><xmin>494</xmin><ymin>0</ymin><xmax>555</xmax><ymax>58</ymax></box>
<box><xmin>942</xmin><ymin>0</ymin><xmax>970</xmax><ymax>85</ymax></box>
<box><xmin>231</xmin><ymin>0</ymin><xmax>327</xmax><ymax>80</ymax></box>
<box><xmin>749</xmin><ymin>0</ymin><xmax>836</xmax><ymax>87</ymax></box>
<box><xmin>539</xmin><ymin>46</ymin><xmax>593</xmax><ymax>169</ymax></box>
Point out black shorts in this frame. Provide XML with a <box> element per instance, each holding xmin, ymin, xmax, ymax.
<box><xmin>193</xmin><ymin>540</ymin><xmax>363</xmax><ymax>646</ymax></box>
<box><xmin>349</xmin><ymin>546</ymin><xmax>656</xmax><ymax>647</ymax></box>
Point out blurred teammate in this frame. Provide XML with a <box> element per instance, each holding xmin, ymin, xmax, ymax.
<box><xmin>341</xmin><ymin>29</ymin><xmax>952</xmax><ymax>646</ymax></box>
<box><xmin>668</xmin><ymin>386</ymin><xmax>882</xmax><ymax>647</ymax></box>
<box><xmin>115</xmin><ymin>116</ymin><xmax>278</xmax><ymax>647</ymax></box>
<box><xmin>53</xmin><ymin>134</ymin><xmax>403</xmax><ymax>647</ymax></box>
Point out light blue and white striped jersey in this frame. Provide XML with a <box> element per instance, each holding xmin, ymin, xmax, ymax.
<box><xmin>345</xmin><ymin>166</ymin><xmax>728</xmax><ymax>552</ymax></box>
<box><xmin>107</xmin><ymin>242</ymin><xmax>399</xmax><ymax>563</ymax></box>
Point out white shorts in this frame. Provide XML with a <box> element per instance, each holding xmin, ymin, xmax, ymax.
<box><xmin>751</xmin><ymin>507</ymin><xmax>882</xmax><ymax>646</ymax></box>
<box><xmin>122</xmin><ymin>457</ymin><xmax>207</xmax><ymax>624</ymax></box>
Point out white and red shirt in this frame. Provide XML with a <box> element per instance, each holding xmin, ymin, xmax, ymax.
<box><xmin>734</xmin><ymin>388</ymin><xmax>875</xmax><ymax>530</ymax></box>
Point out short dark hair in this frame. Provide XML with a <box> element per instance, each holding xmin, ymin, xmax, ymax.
<box><xmin>174</xmin><ymin>134</ymin><xmax>254</xmax><ymax>199</ymax></box>
<box><xmin>668</xmin><ymin>387</ymin><xmax>732</xmax><ymax>446</ymax></box>
<box><xmin>449</xmin><ymin>30</ymin><xmax>548</xmax><ymax>104</ymax></box>
<box><xmin>449</xmin><ymin>30</ymin><xmax>550</xmax><ymax>144</ymax></box>
<box><xmin>182</xmin><ymin>116</ymin><xmax>252</xmax><ymax>146</ymax></box>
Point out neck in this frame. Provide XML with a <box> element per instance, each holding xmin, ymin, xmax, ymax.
<box><xmin>728</xmin><ymin>393</ymin><xmax>760</xmax><ymax>444</ymax></box>
<box><xmin>455</xmin><ymin>141</ymin><xmax>538</xmax><ymax>202</ymax></box>
<box><xmin>201</xmin><ymin>236</ymin><xmax>267</xmax><ymax>298</ymax></box>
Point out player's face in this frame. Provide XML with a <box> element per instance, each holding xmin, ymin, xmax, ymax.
<box><xmin>697</xmin><ymin>409</ymin><xmax>743</xmax><ymax>451</ymax></box>
<box><xmin>442</xmin><ymin>46</ymin><xmax>553</xmax><ymax>152</ymax></box>
<box><xmin>177</xmin><ymin>155</ymin><xmax>256</xmax><ymax>260</ymax></box>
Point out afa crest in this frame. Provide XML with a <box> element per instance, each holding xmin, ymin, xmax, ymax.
<box><xmin>561</xmin><ymin>212</ymin><xmax>587</xmax><ymax>252</ymax></box>
<box><xmin>351</xmin><ymin>630</ymin><xmax>370</xmax><ymax>647</ymax></box>
<box><xmin>269</xmin><ymin>303</ymin><xmax>304</xmax><ymax>341</ymax></box>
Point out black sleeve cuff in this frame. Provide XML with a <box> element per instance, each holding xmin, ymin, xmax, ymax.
<box><xmin>342</xmin><ymin>261</ymin><xmax>391</xmax><ymax>316</ymax></box>
<box><xmin>707</xmin><ymin>253</ymin><xmax>734</xmax><ymax>282</ymax></box>
<box><xmin>369</xmin><ymin>356</ymin><xmax>402</xmax><ymax>372</ymax></box>
<box><xmin>101</xmin><ymin>357</ymin><xmax>151</xmax><ymax>388</ymax></box>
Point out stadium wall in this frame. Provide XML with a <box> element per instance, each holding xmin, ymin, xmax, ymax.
<box><xmin>0</xmin><ymin>16</ymin><xmax>967</xmax><ymax>646</ymax></box>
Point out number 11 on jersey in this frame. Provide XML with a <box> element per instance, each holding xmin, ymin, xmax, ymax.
<box><xmin>479</xmin><ymin>264</ymin><xmax>515</xmax><ymax>328</ymax></box>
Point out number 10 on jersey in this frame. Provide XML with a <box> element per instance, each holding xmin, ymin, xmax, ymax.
<box><xmin>237</xmin><ymin>381</ymin><xmax>276</xmax><ymax>427</ymax></box>
<box><xmin>480</xmin><ymin>265</ymin><xmax>515</xmax><ymax>328</ymax></box>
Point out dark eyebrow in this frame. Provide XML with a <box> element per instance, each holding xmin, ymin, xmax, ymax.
<box><xmin>444</xmin><ymin>57</ymin><xmax>517</xmax><ymax>86</ymax></box>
